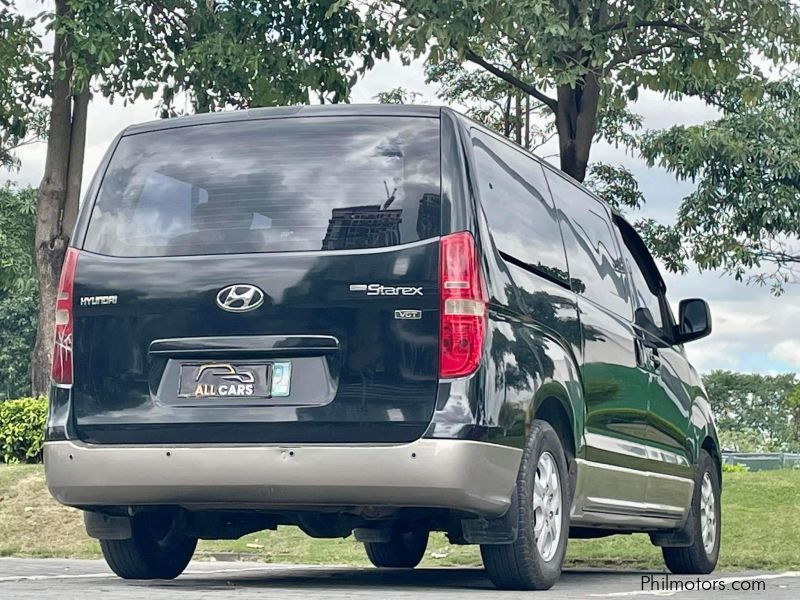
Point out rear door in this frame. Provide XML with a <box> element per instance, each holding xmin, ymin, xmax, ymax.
<box><xmin>71</xmin><ymin>115</ymin><xmax>443</xmax><ymax>444</ymax></box>
<box><xmin>546</xmin><ymin>172</ymin><xmax>652</xmax><ymax>512</ymax></box>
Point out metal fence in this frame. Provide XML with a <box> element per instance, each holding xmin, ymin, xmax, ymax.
<box><xmin>722</xmin><ymin>452</ymin><xmax>800</xmax><ymax>471</ymax></box>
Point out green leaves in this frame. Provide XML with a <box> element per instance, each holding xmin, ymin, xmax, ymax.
<box><xmin>0</xmin><ymin>396</ymin><xmax>48</xmax><ymax>463</ymax></box>
<box><xmin>0</xmin><ymin>6</ymin><xmax>47</xmax><ymax>168</ymax></box>
<box><xmin>46</xmin><ymin>1</ymin><xmax>389</xmax><ymax>113</ymax></box>
<box><xmin>585</xmin><ymin>163</ymin><xmax>644</xmax><ymax>211</ymax></box>
<box><xmin>155</xmin><ymin>0</ymin><xmax>390</xmax><ymax>111</ymax></box>
<box><xmin>381</xmin><ymin>0</ymin><xmax>800</xmax><ymax>100</ymax></box>
<box><xmin>703</xmin><ymin>371</ymin><xmax>800</xmax><ymax>452</ymax></box>
<box><xmin>0</xmin><ymin>292</ymin><xmax>38</xmax><ymax>400</ymax></box>
<box><xmin>377</xmin><ymin>0</ymin><xmax>800</xmax><ymax>292</ymax></box>
<box><xmin>374</xmin><ymin>86</ymin><xmax>423</xmax><ymax>104</ymax></box>
<box><xmin>0</xmin><ymin>185</ymin><xmax>37</xmax><ymax>296</ymax></box>
<box><xmin>0</xmin><ymin>185</ymin><xmax>37</xmax><ymax>399</ymax></box>
<box><xmin>639</xmin><ymin>78</ymin><xmax>800</xmax><ymax>291</ymax></box>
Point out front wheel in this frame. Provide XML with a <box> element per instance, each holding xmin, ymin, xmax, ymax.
<box><xmin>662</xmin><ymin>449</ymin><xmax>721</xmax><ymax>574</ymax></box>
<box><xmin>99</xmin><ymin>508</ymin><xmax>197</xmax><ymax>580</ymax></box>
<box><xmin>481</xmin><ymin>420</ymin><xmax>570</xmax><ymax>590</ymax></box>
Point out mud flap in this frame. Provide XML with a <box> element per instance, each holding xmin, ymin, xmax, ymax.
<box><xmin>460</xmin><ymin>485</ymin><xmax>519</xmax><ymax>544</ymax></box>
<box><xmin>84</xmin><ymin>511</ymin><xmax>132</xmax><ymax>540</ymax></box>
<box><xmin>649</xmin><ymin>514</ymin><xmax>695</xmax><ymax>547</ymax></box>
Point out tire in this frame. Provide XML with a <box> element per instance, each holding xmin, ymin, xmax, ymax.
<box><xmin>481</xmin><ymin>420</ymin><xmax>570</xmax><ymax>590</ymax></box>
<box><xmin>364</xmin><ymin>527</ymin><xmax>429</xmax><ymax>568</ymax></box>
<box><xmin>99</xmin><ymin>509</ymin><xmax>197</xmax><ymax>580</ymax></box>
<box><xmin>662</xmin><ymin>449</ymin><xmax>721</xmax><ymax>574</ymax></box>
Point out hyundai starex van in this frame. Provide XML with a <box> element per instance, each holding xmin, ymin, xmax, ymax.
<box><xmin>44</xmin><ymin>105</ymin><xmax>719</xmax><ymax>590</ymax></box>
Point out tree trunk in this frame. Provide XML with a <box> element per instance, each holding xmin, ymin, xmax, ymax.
<box><xmin>63</xmin><ymin>86</ymin><xmax>89</xmax><ymax>236</ymax></box>
<box><xmin>553</xmin><ymin>72</ymin><xmax>600</xmax><ymax>183</ymax></box>
<box><xmin>31</xmin><ymin>0</ymin><xmax>80</xmax><ymax>395</ymax></box>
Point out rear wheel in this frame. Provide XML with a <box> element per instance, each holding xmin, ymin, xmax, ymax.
<box><xmin>481</xmin><ymin>420</ymin><xmax>570</xmax><ymax>590</ymax></box>
<box><xmin>662</xmin><ymin>450</ymin><xmax>721</xmax><ymax>574</ymax></box>
<box><xmin>99</xmin><ymin>509</ymin><xmax>197</xmax><ymax>580</ymax></box>
<box><xmin>364</xmin><ymin>527</ymin><xmax>429</xmax><ymax>568</ymax></box>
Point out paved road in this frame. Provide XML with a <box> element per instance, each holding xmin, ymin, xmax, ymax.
<box><xmin>1</xmin><ymin>558</ymin><xmax>797</xmax><ymax>599</ymax></box>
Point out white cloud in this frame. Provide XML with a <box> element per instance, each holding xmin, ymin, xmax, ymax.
<box><xmin>685</xmin><ymin>340</ymin><xmax>744</xmax><ymax>373</ymax></box>
<box><xmin>351</xmin><ymin>54</ymin><xmax>441</xmax><ymax>104</ymax></box>
<box><xmin>770</xmin><ymin>341</ymin><xmax>800</xmax><ymax>368</ymax></box>
<box><xmin>680</xmin><ymin>295</ymin><xmax>800</xmax><ymax>373</ymax></box>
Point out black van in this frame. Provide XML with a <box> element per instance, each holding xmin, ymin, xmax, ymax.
<box><xmin>45</xmin><ymin>105</ymin><xmax>719</xmax><ymax>590</ymax></box>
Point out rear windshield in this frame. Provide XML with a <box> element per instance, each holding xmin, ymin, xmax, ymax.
<box><xmin>83</xmin><ymin>116</ymin><xmax>441</xmax><ymax>257</ymax></box>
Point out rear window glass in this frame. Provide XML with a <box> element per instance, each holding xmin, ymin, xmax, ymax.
<box><xmin>83</xmin><ymin>117</ymin><xmax>441</xmax><ymax>257</ymax></box>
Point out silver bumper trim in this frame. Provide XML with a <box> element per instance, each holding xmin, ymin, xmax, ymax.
<box><xmin>45</xmin><ymin>439</ymin><xmax>522</xmax><ymax>517</ymax></box>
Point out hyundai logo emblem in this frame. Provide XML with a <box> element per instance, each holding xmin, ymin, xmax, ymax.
<box><xmin>216</xmin><ymin>284</ymin><xmax>265</xmax><ymax>313</ymax></box>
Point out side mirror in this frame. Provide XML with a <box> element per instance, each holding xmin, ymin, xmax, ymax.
<box><xmin>676</xmin><ymin>298</ymin><xmax>711</xmax><ymax>344</ymax></box>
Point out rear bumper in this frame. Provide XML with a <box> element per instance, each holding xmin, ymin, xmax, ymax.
<box><xmin>44</xmin><ymin>439</ymin><xmax>521</xmax><ymax>517</ymax></box>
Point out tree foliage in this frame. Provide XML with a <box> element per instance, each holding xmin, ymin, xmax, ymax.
<box><xmin>0</xmin><ymin>5</ymin><xmax>46</xmax><ymax>168</ymax></box>
<box><xmin>373</xmin><ymin>86</ymin><xmax>422</xmax><ymax>105</ymax></box>
<box><xmin>0</xmin><ymin>184</ymin><xmax>37</xmax><ymax>294</ymax></box>
<box><xmin>0</xmin><ymin>293</ymin><xmax>37</xmax><ymax>399</ymax></box>
<box><xmin>376</xmin><ymin>0</ymin><xmax>800</xmax><ymax>182</ymax></box>
<box><xmin>703</xmin><ymin>370</ymin><xmax>800</xmax><ymax>452</ymax></box>
<box><xmin>639</xmin><ymin>78</ymin><xmax>800</xmax><ymax>292</ymax></box>
<box><xmin>424</xmin><ymin>51</ymin><xmax>552</xmax><ymax>149</ymax></box>
<box><xmin>0</xmin><ymin>396</ymin><xmax>47</xmax><ymax>462</ymax></box>
<box><xmin>585</xmin><ymin>162</ymin><xmax>644</xmax><ymax>211</ymax></box>
<box><xmin>372</xmin><ymin>0</ymin><xmax>800</xmax><ymax>291</ymax></box>
<box><xmin>160</xmin><ymin>1</ymin><xmax>389</xmax><ymax>112</ymax></box>
<box><xmin>0</xmin><ymin>185</ymin><xmax>38</xmax><ymax>399</ymax></box>
<box><xmin>55</xmin><ymin>1</ymin><xmax>389</xmax><ymax>112</ymax></box>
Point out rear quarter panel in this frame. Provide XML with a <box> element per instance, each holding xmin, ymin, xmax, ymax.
<box><xmin>428</xmin><ymin>113</ymin><xmax>586</xmax><ymax>458</ymax></box>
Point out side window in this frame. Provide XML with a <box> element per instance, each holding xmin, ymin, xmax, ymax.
<box><xmin>471</xmin><ymin>130</ymin><xmax>569</xmax><ymax>283</ymax></box>
<box><xmin>547</xmin><ymin>172</ymin><xmax>631</xmax><ymax>317</ymax></box>
<box><xmin>618</xmin><ymin>228</ymin><xmax>665</xmax><ymax>330</ymax></box>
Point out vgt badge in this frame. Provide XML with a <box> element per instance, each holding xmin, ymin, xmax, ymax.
<box><xmin>216</xmin><ymin>284</ymin><xmax>265</xmax><ymax>313</ymax></box>
<box><xmin>395</xmin><ymin>309</ymin><xmax>422</xmax><ymax>320</ymax></box>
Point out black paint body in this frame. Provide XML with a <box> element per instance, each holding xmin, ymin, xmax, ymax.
<box><xmin>50</xmin><ymin>104</ymin><xmax>717</xmax><ymax>478</ymax></box>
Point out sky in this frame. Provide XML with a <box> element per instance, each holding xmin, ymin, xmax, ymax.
<box><xmin>3</xmin><ymin>50</ymin><xmax>799</xmax><ymax>376</ymax></box>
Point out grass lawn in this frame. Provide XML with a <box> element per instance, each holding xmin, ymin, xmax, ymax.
<box><xmin>1</xmin><ymin>465</ymin><xmax>798</xmax><ymax>570</ymax></box>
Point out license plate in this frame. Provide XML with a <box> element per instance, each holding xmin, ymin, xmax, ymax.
<box><xmin>178</xmin><ymin>362</ymin><xmax>291</xmax><ymax>399</ymax></box>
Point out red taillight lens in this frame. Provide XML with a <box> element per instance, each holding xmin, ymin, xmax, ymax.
<box><xmin>439</xmin><ymin>231</ymin><xmax>487</xmax><ymax>378</ymax></box>
<box><xmin>52</xmin><ymin>248</ymin><xmax>79</xmax><ymax>385</ymax></box>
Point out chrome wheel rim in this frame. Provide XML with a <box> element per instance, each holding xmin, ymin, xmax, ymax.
<box><xmin>533</xmin><ymin>451</ymin><xmax>562</xmax><ymax>562</ymax></box>
<box><xmin>700</xmin><ymin>472</ymin><xmax>717</xmax><ymax>554</ymax></box>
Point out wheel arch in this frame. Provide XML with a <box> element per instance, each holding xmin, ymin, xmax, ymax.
<box><xmin>690</xmin><ymin>392</ymin><xmax>722</xmax><ymax>486</ymax></box>
<box><xmin>534</xmin><ymin>393</ymin><xmax>577</xmax><ymax>464</ymax></box>
<box><xmin>531</xmin><ymin>357</ymin><xmax>585</xmax><ymax>501</ymax></box>
<box><xmin>701</xmin><ymin>435</ymin><xmax>722</xmax><ymax>488</ymax></box>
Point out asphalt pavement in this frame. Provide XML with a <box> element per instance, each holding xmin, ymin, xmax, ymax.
<box><xmin>1</xmin><ymin>558</ymin><xmax>798</xmax><ymax>599</ymax></box>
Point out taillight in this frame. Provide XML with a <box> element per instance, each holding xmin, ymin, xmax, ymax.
<box><xmin>439</xmin><ymin>231</ymin><xmax>487</xmax><ymax>378</ymax></box>
<box><xmin>52</xmin><ymin>247</ymin><xmax>79</xmax><ymax>385</ymax></box>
